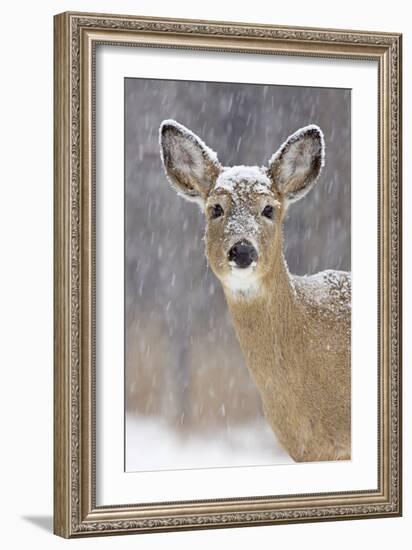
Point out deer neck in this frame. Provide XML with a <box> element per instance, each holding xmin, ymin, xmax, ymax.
<box><xmin>222</xmin><ymin>234</ymin><xmax>297</xmax><ymax>382</ymax></box>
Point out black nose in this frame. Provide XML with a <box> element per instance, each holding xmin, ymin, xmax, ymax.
<box><xmin>228</xmin><ymin>240</ymin><xmax>258</xmax><ymax>268</ymax></box>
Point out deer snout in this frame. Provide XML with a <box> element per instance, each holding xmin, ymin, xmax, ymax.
<box><xmin>228</xmin><ymin>240</ymin><xmax>258</xmax><ymax>269</ymax></box>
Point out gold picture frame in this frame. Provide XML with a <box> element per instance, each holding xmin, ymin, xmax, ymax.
<box><xmin>53</xmin><ymin>11</ymin><xmax>402</xmax><ymax>538</ymax></box>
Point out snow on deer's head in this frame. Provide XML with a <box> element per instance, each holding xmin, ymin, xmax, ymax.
<box><xmin>159</xmin><ymin>120</ymin><xmax>325</xmax><ymax>295</ymax></box>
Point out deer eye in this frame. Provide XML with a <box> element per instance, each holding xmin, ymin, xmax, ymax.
<box><xmin>210</xmin><ymin>204</ymin><xmax>224</xmax><ymax>219</ymax></box>
<box><xmin>262</xmin><ymin>205</ymin><xmax>274</xmax><ymax>219</ymax></box>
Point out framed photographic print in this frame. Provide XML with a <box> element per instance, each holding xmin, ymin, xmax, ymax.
<box><xmin>53</xmin><ymin>11</ymin><xmax>402</xmax><ymax>538</ymax></box>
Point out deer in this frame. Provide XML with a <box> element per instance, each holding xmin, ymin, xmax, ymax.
<box><xmin>159</xmin><ymin>119</ymin><xmax>351</xmax><ymax>462</ymax></box>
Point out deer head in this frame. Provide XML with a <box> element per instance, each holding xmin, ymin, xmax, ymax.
<box><xmin>159</xmin><ymin>120</ymin><xmax>325</xmax><ymax>296</ymax></box>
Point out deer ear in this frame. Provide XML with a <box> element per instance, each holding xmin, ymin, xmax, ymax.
<box><xmin>159</xmin><ymin>120</ymin><xmax>221</xmax><ymax>204</ymax></box>
<box><xmin>267</xmin><ymin>125</ymin><xmax>325</xmax><ymax>203</ymax></box>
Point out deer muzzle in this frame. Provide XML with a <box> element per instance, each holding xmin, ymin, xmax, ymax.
<box><xmin>228</xmin><ymin>240</ymin><xmax>258</xmax><ymax>269</ymax></box>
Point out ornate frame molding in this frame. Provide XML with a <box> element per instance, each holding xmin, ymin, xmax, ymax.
<box><xmin>54</xmin><ymin>11</ymin><xmax>402</xmax><ymax>538</ymax></box>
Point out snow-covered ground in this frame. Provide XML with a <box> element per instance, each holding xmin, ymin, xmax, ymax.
<box><xmin>126</xmin><ymin>414</ymin><xmax>294</xmax><ymax>472</ymax></box>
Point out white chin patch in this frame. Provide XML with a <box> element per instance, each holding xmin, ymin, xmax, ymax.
<box><xmin>223</xmin><ymin>264</ymin><xmax>259</xmax><ymax>296</ymax></box>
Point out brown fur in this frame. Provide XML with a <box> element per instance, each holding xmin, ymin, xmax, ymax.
<box><xmin>222</xmin><ymin>219</ymin><xmax>351</xmax><ymax>462</ymax></box>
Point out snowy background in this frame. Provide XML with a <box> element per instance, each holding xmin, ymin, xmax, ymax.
<box><xmin>125</xmin><ymin>78</ymin><xmax>351</xmax><ymax>472</ymax></box>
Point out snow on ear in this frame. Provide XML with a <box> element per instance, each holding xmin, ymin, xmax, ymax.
<box><xmin>159</xmin><ymin>119</ymin><xmax>221</xmax><ymax>204</ymax></box>
<box><xmin>267</xmin><ymin>125</ymin><xmax>325</xmax><ymax>203</ymax></box>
